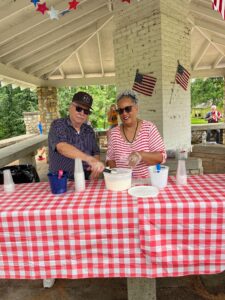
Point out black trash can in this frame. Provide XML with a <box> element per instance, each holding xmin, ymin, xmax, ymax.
<box><xmin>0</xmin><ymin>165</ymin><xmax>40</xmax><ymax>184</ymax></box>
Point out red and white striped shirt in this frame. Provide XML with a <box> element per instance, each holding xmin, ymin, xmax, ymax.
<box><xmin>106</xmin><ymin>120</ymin><xmax>166</xmax><ymax>178</ymax></box>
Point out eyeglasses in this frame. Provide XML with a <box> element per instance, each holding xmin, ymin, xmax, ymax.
<box><xmin>73</xmin><ymin>104</ymin><xmax>91</xmax><ymax>115</ymax></box>
<box><xmin>116</xmin><ymin>105</ymin><xmax>133</xmax><ymax>115</ymax></box>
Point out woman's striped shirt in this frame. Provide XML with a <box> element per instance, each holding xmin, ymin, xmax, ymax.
<box><xmin>106</xmin><ymin>120</ymin><xmax>166</xmax><ymax>178</ymax></box>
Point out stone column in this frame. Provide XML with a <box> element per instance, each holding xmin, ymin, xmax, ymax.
<box><xmin>36</xmin><ymin>87</ymin><xmax>58</xmax><ymax>161</ymax></box>
<box><xmin>23</xmin><ymin>112</ymin><xmax>40</xmax><ymax>134</ymax></box>
<box><xmin>37</xmin><ymin>86</ymin><xmax>58</xmax><ymax>134</ymax></box>
<box><xmin>113</xmin><ymin>0</ymin><xmax>191</xmax><ymax>150</ymax></box>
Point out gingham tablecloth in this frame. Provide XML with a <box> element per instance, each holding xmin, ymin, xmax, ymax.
<box><xmin>138</xmin><ymin>174</ymin><xmax>225</xmax><ymax>277</ymax></box>
<box><xmin>0</xmin><ymin>175</ymin><xmax>225</xmax><ymax>279</ymax></box>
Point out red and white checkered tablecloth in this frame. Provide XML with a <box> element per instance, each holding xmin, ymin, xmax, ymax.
<box><xmin>138</xmin><ymin>174</ymin><xmax>225</xmax><ymax>277</ymax></box>
<box><xmin>0</xmin><ymin>174</ymin><xmax>225</xmax><ymax>279</ymax></box>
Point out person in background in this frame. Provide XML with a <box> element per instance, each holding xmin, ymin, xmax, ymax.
<box><xmin>37</xmin><ymin>120</ymin><xmax>45</xmax><ymax>161</ymax></box>
<box><xmin>107</xmin><ymin>104</ymin><xmax>118</xmax><ymax>129</ymax></box>
<box><xmin>205</xmin><ymin>105</ymin><xmax>222</xmax><ymax>143</ymax></box>
<box><xmin>106</xmin><ymin>90</ymin><xmax>166</xmax><ymax>178</ymax></box>
<box><xmin>48</xmin><ymin>91</ymin><xmax>104</xmax><ymax>180</ymax></box>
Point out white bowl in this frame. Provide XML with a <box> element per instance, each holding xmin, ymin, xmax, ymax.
<box><xmin>103</xmin><ymin>168</ymin><xmax>132</xmax><ymax>191</ymax></box>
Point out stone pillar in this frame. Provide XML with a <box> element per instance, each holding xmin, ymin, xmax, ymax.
<box><xmin>37</xmin><ymin>86</ymin><xmax>58</xmax><ymax>134</ymax></box>
<box><xmin>23</xmin><ymin>112</ymin><xmax>40</xmax><ymax>134</ymax></box>
<box><xmin>113</xmin><ymin>0</ymin><xmax>191</xmax><ymax>150</ymax></box>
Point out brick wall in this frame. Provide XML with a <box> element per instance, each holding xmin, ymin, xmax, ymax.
<box><xmin>113</xmin><ymin>0</ymin><xmax>191</xmax><ymax>150</ymax></box>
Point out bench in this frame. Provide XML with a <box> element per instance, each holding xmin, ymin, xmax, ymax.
<box><xmin>0</xmin><ymin>135</ymin><xmax>48</xmax><ymax>168</ymax></box>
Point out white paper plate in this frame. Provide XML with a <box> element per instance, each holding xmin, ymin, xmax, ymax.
<box><xmin>128</xmin><ymin>186</ymin><xmax>159</xmax><ymax>198</ymax></box>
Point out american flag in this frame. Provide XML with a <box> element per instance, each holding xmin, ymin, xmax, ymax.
<box><xmin>212</xmin><ymin>0</ymin><xmax>225</xmax><ymax>20</ymax></box>
<box><xmin>175</xmin><ymin>64</ymin><xmax>190</xmax><ymax>91</ymax></box>
<box><xmin>132</xmin><ymin>70</ymin><xmax>157</xmax><ymax>96</ymax></box>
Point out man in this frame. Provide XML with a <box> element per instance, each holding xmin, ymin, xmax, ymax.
<box><xmin>46</xmin><ymin>92</ymin><xmax>105</xmax><ymax>288</ymax></box>
<box><xmin>205</xmin><ymin>105</ymin><xmax>222</xmax><ymax>143</ymax></box>
<box><xmin>48</xmin><ymin>91</ymin><xmax>104</xmax><ymax>180</ymax></box>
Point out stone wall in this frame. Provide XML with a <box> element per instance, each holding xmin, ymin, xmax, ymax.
<box><xmin>37</xmin><ymin>86</ymin><xmax>58</xmax><ymax>134</ymax></box>
<box><xmin>190</xmin><ymin>144</ymin><xmax>225</xmax><ymax>174</ymax></box>
<box><xmin>23</xmin><ymin>112</ymin><xmax>40</xmax><ymax>134</ymax></box>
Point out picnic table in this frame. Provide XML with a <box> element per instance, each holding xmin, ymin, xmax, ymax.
<box><xmin>0</xmin><ymin>175</ymin><xmax>225</xmax><ymax>299</ymax></box>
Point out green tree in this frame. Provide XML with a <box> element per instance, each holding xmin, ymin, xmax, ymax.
<box><xmin>191</xmin><ymin>77</ymin><xmax>224</xmax><ymax>108</ymax></box>
<box><xmin>58</xmin><ymin>85</ymin><xmax>116</xmax><ymax>129</ymax></box>
<box><xmin>0</xmin><ymin>85</ymin><xmax>38</xmax><ymax>139</ymax></box>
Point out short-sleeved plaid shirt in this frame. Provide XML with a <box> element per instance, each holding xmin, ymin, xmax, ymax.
<box><xmin>48</xmin><ymin>117</ymin><xmax>100</xmax><ymax>178</ymax></box>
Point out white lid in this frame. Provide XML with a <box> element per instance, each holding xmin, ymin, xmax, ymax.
<box><xmin>128</xmin><ymin>186</ymin><xmax>159</xmax><ymax>198</ymax></box>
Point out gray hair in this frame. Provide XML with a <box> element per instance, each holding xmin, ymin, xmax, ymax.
<box><xmin>116</xmin><ymin>89</ymin><xmax>139</xmax><ymax>104</ymax></box>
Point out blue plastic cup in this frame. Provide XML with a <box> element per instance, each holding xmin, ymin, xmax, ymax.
<box><xmin>48</xmin><ymin>172</ymin><xmax>67</xmax><ymax>194</ymax></box>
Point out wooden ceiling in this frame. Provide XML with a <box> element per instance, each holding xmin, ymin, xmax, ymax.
<box><xmin>0</xmin><ymin>0</ymin><xmax>225</xmax><ymax>89</ymax></box>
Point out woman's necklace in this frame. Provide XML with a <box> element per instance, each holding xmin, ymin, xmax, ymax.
<box><xmin>122</xmin><ymin>120</ymin><xmax>139</xmax><ymax>143</ymax></box>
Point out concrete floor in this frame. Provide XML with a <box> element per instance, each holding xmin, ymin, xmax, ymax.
<box><xmin>3</xmin><ymin>157</ymin><xmax>225</xmax><ymax>300</ymax></box>
<box><xmin>1</xmin><ymin>274</ymin><xmax>225</xmax><ymax>300</ymax></box>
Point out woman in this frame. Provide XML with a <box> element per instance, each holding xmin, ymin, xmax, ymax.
<box><xmin>106</xmin><ymin>90</ymin><xmax>166</xmax><ymax>178</ymax></box>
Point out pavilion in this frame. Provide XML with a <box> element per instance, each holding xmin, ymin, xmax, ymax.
<box><xmin>0</xmin><ymin>0</ymin><xmax>225</xmax><ymax>149</ymax></box>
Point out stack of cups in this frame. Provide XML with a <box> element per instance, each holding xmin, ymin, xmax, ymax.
<box><xmin>3</xmin><ymin>169</ymin><xmax>15</xmax><ymax>193</ymax></box>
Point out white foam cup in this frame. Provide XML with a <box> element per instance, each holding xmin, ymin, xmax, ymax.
<box><xmin>3</xmin><ymin>169</ymin><xmax>15</xmax><ymax>193</ymax></box>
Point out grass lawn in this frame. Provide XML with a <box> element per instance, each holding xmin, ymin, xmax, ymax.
<box><xmin>191</xmin><ymin>118</ymin><xmax>208</xmax><ymax>124</ymax></box>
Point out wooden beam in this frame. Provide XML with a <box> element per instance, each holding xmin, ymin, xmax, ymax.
<box><xmin>0</xmin><ymin>62</ymin><xmax>45</xmax><ymax>87</ymax></box>
<box><xmin>192</xmin><ymin>41</ymin><xmax>210</xmax><ymax>70</ymax></box>
<box><xmin>97</xmin><ymin>32</ymin><xmax>104</xmax><ymax>76</ymax></box>
<box><xmin>191</xmin><ymin>68</ymin><xmax>225</xmax><ymax>78</ymax></box>
<box><xmin>45</xmin><ymin>76</ymin><xmax>116</xmax><ymax>87</ymax></box>
<box><xmin>0</xmin><ymin>3</ymin><xmax>109</xmax><ymax>58</ymax></box>
<box><xmin>47</xmin><ymin>15</ymin><xmax>113</xmax><ymax>78</ymax></box>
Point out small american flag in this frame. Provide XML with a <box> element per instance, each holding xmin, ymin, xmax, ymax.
<box><xmin>132</xmin><ymin>70</ymin><xmax>157</xmax><ymax>96</ymax></box>
<box><xmin>212</xmin><ymin>0</ymin><xmax>225</xmax><ymax>20</ymax></box>
<box><xmin>175</xmin><ymin>64</ymin><xmax>190</xmax><ymax>91</ymax></box>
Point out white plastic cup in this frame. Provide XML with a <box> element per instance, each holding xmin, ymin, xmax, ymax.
<box><xmin>148</xmin><ymin>165</ymin><xmax>169</xmax><ymax>189</ymax></box>
<box><xmin>3</xmin><ymin>169</ymin><xmax>15</xmax><ymax>193</ymax></box>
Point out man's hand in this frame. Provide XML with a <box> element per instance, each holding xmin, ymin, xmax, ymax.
<box><xmin>86</xmin><ymin>156</ymin><xmax>105</xmax><ymax>179</ymax></box>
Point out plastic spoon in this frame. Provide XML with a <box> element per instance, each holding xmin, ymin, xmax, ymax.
<box><xmin>58</xmin><ymin>169</ymin><xmax>63</xmax><ymax>179</ymax></box>
<box><xmin>156</xmin><ymin>164</ymin><xmax>161</xmax><ymax>173</ymax></box>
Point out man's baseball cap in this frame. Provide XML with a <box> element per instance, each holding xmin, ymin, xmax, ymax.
<box><xmin>72</xmin><ymin>92</ymin><xmax>93</xmax><ymax>109</ymax></box>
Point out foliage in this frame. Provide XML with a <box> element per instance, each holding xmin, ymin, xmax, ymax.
<box><xmin>58</xmin><ymin>85</ymin><xmax>117</xmax><ymax>129</ymax></box>
<box><xmin>0</xmin><ymin>77</ymin><xmax>224</xmax><ymax>139</ymax></box>
<box><xmin>0</xmin><ymin>85</ymin><xmax>38</xmax><ymax>139</ymax></box>
<box><xmin>191</xmin><ymin>77</ymin><xmax>224</xmax><ymax>108</ymax></box>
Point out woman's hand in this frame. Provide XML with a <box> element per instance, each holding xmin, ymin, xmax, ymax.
<box><xmin>128</xmin><ymin>151</ymin><xmax>142</xmax><ymax>168</ymax></box>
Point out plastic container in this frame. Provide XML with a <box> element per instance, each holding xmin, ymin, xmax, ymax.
<box><xmin>148</xmin><ymin>165</ymin><xmax>169</xmax><ymax>189</ymax></box>
<box><xmin>74</xmin><ymin>158</ymin><xmax>85</xmax><ymax>192</ymax></box>
<box><xmin>176</xmin><ymin>159</ymin><xmax>187</xmax><ymax>186</ymax></box>
<box><xmin>48</xmin><ymin>172</ymin><xmax>67</xmax><ymax>194</ymax></box>
<box><xmin>3</xmin><ymin>169</ymin><xmax>15</xmax><ymax>193</ymax></box>
<box><xmin>103</xmin><ymin>168</ymin><xmax>132</xmax><ymax>191</ymax></box>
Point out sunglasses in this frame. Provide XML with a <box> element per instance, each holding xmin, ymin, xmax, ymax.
<box><xmin>73</xmin><ymin>104</ymin><xmax>91</xmax><ymax>115</ymax></box>
<box><xmin>116</xmin><ymin>105</ymin><xmax>133</xmax><ymax>115</ymax></box>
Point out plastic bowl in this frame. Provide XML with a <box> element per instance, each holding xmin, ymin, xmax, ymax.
<box><xmin>103</xmin><ymin>168</ymin><xmax>132</xmax><ymax>191</ymax></box>
<box><xmin>148</xmin><ymin>165</ymin><xmax>169</xmax><ymax>189</ymax></box>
